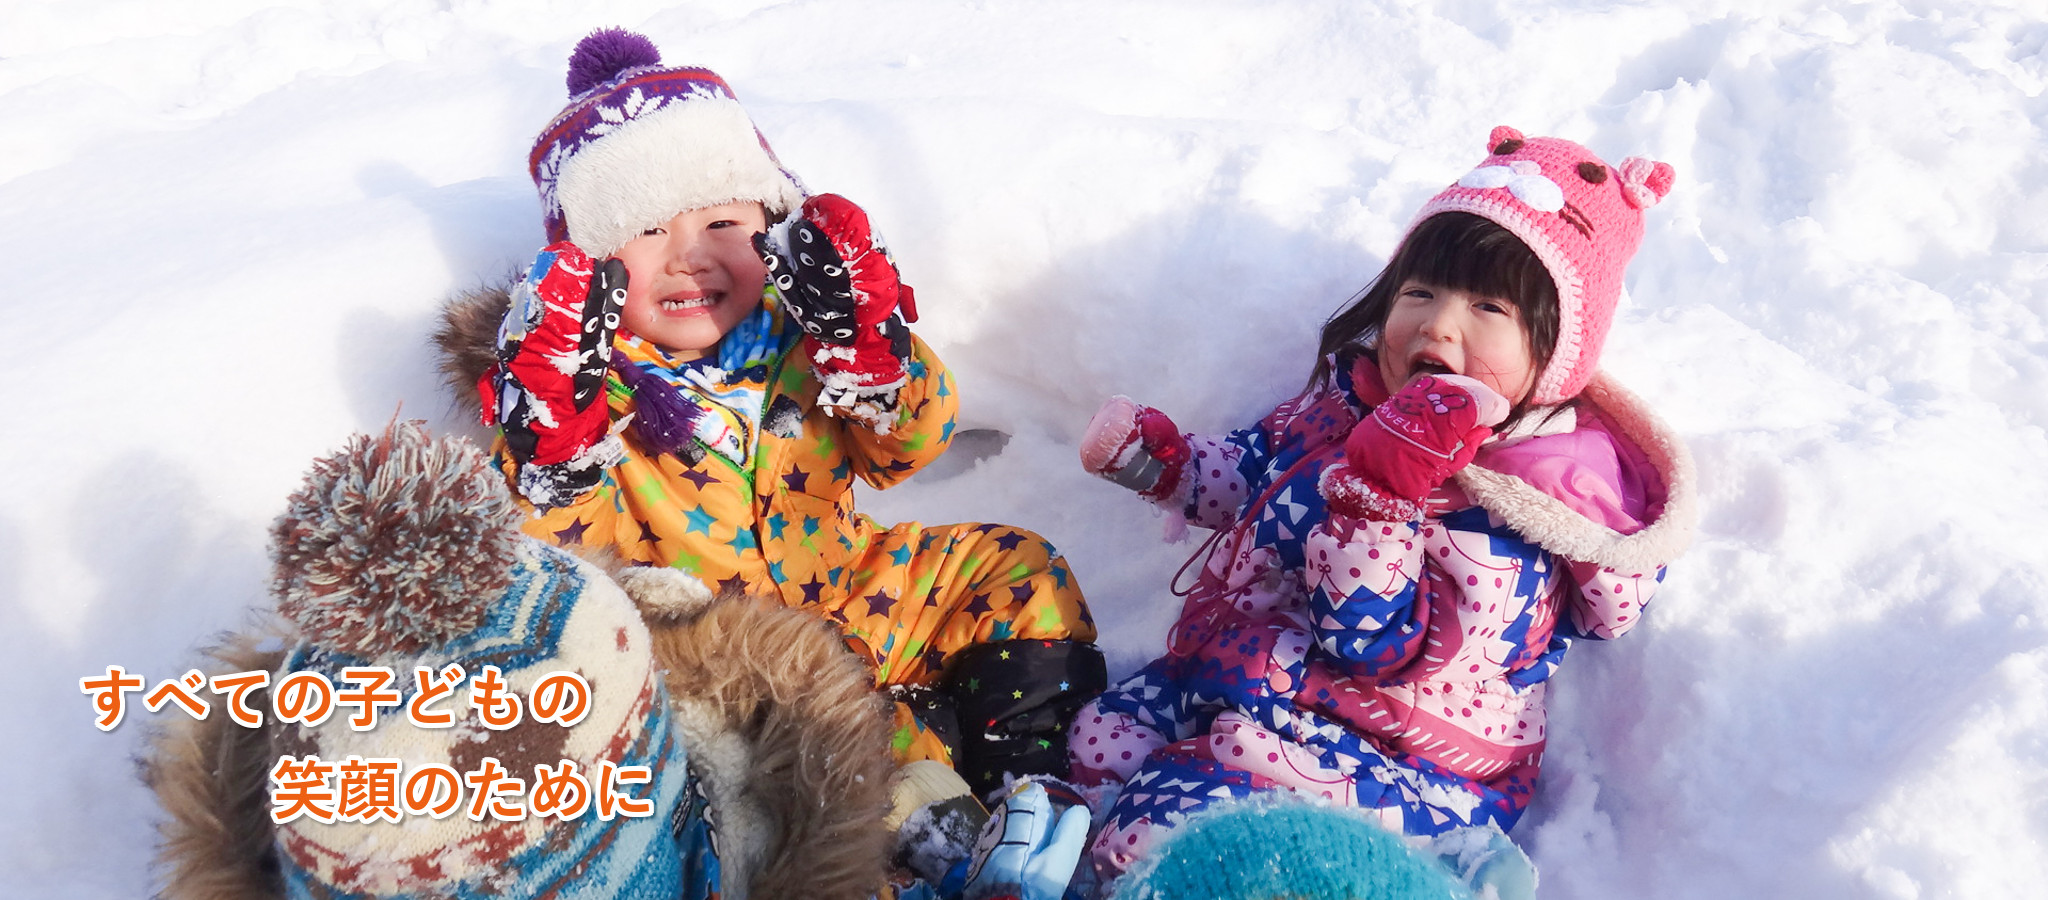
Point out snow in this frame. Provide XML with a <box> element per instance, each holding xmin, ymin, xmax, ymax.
<box><xmin>4</xmin><ymin>0</ymin><xmax>2045</xmax><ymax>896</ymax></box>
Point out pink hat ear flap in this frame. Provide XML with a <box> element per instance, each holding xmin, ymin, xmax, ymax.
<box><xmin>1617</xmin><ymin>157</ymin><xmax>1676</xmax><ymax>208</ymax></box>
<box><xmin>1488</xmin><ymin>125</ymin><xmax>1526</xmax><ymax>155</ymax></box>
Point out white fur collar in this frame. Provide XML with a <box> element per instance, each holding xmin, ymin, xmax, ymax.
<box><xmin>1454</xmin><ymin>372</ymin><xmax>1696</xmax><ymax>573</ymax></box>
<box><xmin>1490</xmin><ymin>402</ymin><xmax>1577</xmax><ymax>446</ymax></box>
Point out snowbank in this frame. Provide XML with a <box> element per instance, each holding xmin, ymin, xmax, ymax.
<box><xmin>3</xmin><ymin>0</ymin><xmax>2043</xmax><ymax>896</ymax></box>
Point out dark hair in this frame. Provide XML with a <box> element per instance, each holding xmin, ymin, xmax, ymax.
<box><xmin>1310</xmin><ymin>212</ymin><xmax>1562</xmax><ymax>421</ymax></box>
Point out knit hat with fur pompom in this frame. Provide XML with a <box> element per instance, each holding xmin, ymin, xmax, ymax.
<box><xmin>267</xmin><ymin>420</ymin><xmax>702</xmax><ymax>900</ymax></box>
<box><xmin>529</xmin><ymin>27</ymin><xmax>806</xmax><ymax>257</ymax></box>
<box><xmin>1408</xmin><ymin>126</ymin><xmax>1674</xmax><ymax>406</ymax></box>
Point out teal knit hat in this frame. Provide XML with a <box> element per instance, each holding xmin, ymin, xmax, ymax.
<box><xmin>1111</xmin><ymin>797</ymin><xmax>1474</xmax><ymax>900</ymax></box>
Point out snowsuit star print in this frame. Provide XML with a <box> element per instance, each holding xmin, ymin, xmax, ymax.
<box><xmin>469</xmin><ymin>295</ymin><xmax>1102</xmax><ymax>784</ymax></box>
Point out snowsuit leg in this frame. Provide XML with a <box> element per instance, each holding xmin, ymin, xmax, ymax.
<box><xmin>1087</xmin><ymin>741</ymin><xmax>1269</xmax><ymax>882</ymax></box>
<box><xmin>826</xmin><ymin>520</ymin><xmax>1104</xmax><ymax>792</ymax></box>
<box><xmin>1068</xmin><ymin>698</ymin><xmax>1169</xmax><ymax>786</ymax></box>
<box><xmin>1084</xmin><ymin>618</ymin><xmax>1316</xmax><ymax>754</ymax></box>
<box><xmin>1086</xmin><ymin>689</ymin><xmax>1540</xmax><ymax>883</ymax></box>
<box><xmin>940</xmin><ymin>636</ymin><xmax>1105</xmax><ymax>795</ymax></box>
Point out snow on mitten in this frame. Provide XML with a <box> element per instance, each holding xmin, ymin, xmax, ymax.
<box><xmin>755</xmin><ymin>193</ymin><xmax>917</xmax><ymax>430</ymax></box>
<box><xmin>1319</xmin><ymin>374</ymin><xmax>1509</xmax><ymax>521</ymax></box>
<box><xmin>483</xmin><ymin>242</ymin><xmax>627</xmax><ymax>509</ymax></box>
<box><xmin>1079</xmin><ymin>396</ymin><xmax>1191</xmax><ymax>503</ymax></box>
<box><xmin>890</xmin><ymin>761</ymin><xmax>991</xmax><ymax>887</ymax></box>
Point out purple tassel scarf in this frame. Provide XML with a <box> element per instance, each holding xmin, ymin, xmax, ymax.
<box><xmin>609</xmin><ymin>358</ymin><xmax>701</xmax><ymax>457</ymax></box>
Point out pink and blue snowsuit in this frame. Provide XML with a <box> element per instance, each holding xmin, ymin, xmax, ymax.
<box><xmin>1070</xmin><ymin>351</ymin><xmax>1695</xmax><ymax>880</ymax></box>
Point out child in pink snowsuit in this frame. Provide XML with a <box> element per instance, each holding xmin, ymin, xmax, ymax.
<box><xmin>1069</xmin><ymin>127</ymin><xmax>1698</xmax><ymax>890</ymax></box>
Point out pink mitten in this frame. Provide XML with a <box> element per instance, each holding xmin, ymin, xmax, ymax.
<box><xmin>1080</xmin><ymin>396</ymin><xmax>1191</xmax><ymax>502</ymax></box>
<box><xmin>756</xmin><ymin>193</ymin><xmax>917</xmax><ymax>428</ymax></box>
<box><xmin>1319</xmin><ymin>374</ymin><xmax>1509</xmax><ymax>521</ymax></box>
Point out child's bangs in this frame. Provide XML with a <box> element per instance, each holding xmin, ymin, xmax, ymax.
<box><xmin>1391</xmin><ymin>212</ymin><xmax>1553</xmax><ymax>315</ymax></box>
<box><xmin>1309</xmin><ymin>212</ymin><xmax>1562</xmax><ymax>390</ymax></box>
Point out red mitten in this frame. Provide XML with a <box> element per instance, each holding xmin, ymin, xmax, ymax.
<box><xmin>1079</xmin><ymin>396</ymin><xmax>1191</xmax><ymax>502</ymax></box>
<box><xmin>481</xmin><ymin>242</ymin><xmax>627</xmax><ymax>509</ymax></box>
<box><xmin>755</xmin><ymin>193</ymin><xmax>917</xmax><ymax>429</ymax></box>
<box><xmin>1319</xmin><ymin>374</ymin><xmax>1510</xmax><ymax>521</ymax></box>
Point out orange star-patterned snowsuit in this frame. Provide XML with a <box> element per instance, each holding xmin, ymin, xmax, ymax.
<box><xmin>464</xmin><ymin>294</ymin><xmax>1100</xmax><ymax>787</ymax></box>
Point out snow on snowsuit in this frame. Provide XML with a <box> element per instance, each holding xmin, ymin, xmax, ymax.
<box><xmin>1070</xmin><ymin>351</ymin><xmax>1694</xmax><ymax>878</ymax></box>
<box><xmin>440</xmin><ymin>286</ymin><xmax>1104</xmax><ymax>792</ymax></box>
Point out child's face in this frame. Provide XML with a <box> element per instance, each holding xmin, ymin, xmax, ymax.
<box><xmin>1377</xmin><ymin>279</ymin><xmax>1536</xmax><ymax>404</ymax></box>
<box><xmin>613</xmin><ymin>201</ymin><xmax>770</xmax><ymax>359</ymax></box>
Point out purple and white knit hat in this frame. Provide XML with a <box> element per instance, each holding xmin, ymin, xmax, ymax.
<box><xmin>529</xmin><ymin>28</ymin><xmax>806</xmax><ymax>257</ymax></box>
<box><xmin>1408</xmin><ymin>126</ymin><xmax>1675</xmax><ymax>406</ymax></box>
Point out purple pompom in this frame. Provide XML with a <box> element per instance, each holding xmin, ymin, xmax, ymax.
<box><xmin>611</xmin><ymin>359</ymin><xmax>702</xmax><ymax>457</ymax></box>
<box><xmin>566</xmin><ymin>27</ymin><xmax>662</xmax><ymax>96</ymax></box>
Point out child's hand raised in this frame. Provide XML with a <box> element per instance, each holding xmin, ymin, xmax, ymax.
<box><xmin>755</xmin><ymin>194</ymin><xmax>917</xmax><ymax>427</ymax></box>
<box><xmin>1319</xmin><ymin>373</ymin><xmax>1509</xmax><ymax>522</ymax></box>
<box><xmin>485</xmin><ymin>241</ymin><xmax>628</xmax><ymax>509</ymax></box>
<box><xmin>1080</xmin><ymin>396</ymin><xmax>1191</xmax><ymax>502</ymax></box>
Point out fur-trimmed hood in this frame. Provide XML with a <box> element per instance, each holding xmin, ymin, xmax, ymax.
<box><xmin>1457</xmin><ymin>371</ymin><xmax>1696</xmax><ymax>574</ymax></box>
<box><xmin>141</xmin><ymin>573</ymin><xmax>894</xmax><ymax>900</ymax></box>
<box><xmin>431</xmin><ymin>279</ymin><xmax>514</xmax><ymax>418</ymax></box>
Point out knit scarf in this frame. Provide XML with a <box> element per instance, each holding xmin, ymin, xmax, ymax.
<box><xmin>609</xmin><ymin>289</ymin><xmax>792</xmax><ymax>468</ymax></box>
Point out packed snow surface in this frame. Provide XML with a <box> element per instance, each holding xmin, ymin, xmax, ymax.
<box><xmin>4</xmin><ymin>0</ymin><xmax>2045</xmax><ymax>896</ymax></box>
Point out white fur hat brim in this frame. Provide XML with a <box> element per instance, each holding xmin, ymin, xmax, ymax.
<box><xmin>556</xmin><ymin>95</ymin><xmax>805</xmax><ymax>257</ymax></box>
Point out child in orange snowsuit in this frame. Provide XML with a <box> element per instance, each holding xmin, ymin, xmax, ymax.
<box><xmin>439</xmin><ymin>28</ymin><xmax>1103</xmax><ymax>797</ymax></box>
